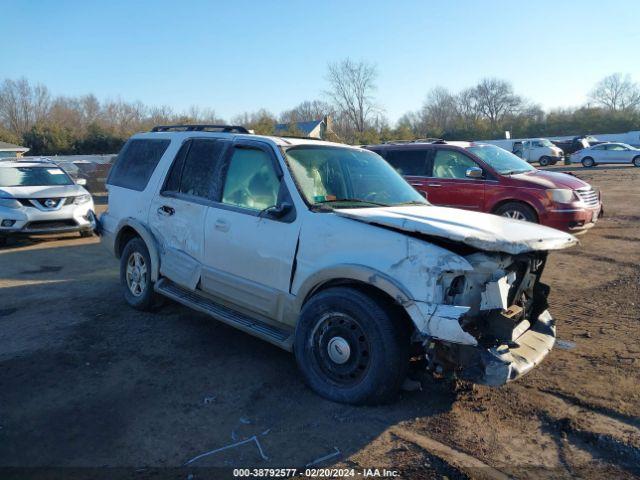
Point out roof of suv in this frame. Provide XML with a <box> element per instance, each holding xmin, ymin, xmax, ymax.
<box><xmin>0</xmin><ymin>158</ymin><xmax>60</xmax><ymax>168</ymax></box>
<box><xmin>134</xmin><ymin>125</ymin><xmax>355</xmax><ymax>150</ymax></box>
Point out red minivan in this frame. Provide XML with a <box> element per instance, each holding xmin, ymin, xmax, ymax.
<box><xmin>365</xmin><ymin>140</ymin><xmax>602</xmax><ymax>234</ymax></box>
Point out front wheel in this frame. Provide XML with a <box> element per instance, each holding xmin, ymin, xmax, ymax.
<box><xmin>120</xmin><ymin>237</ymin><xmax>157</xmax><ymax>310</ymax></box>
<box><xmin>294</xmin><ymin>287</ymin><xmax>410</xmax><ymax>405</ymax></box>
<box><xmin>539</xmin><ymin>156</ymin><xmax>551</xmax><ymax>167</ymax></box>
<box><xmin>494</xmin><ymin>202</ymin><xmax>538</xmax><ymax>223</ymax></box>
<box><xmin>79</xmin><ymin>229</ymin><xmax>94</xmax><ymax>238</ymax></box>
<box><xmin>633</xmin><ymin>156</ymin><xmax>640</xmax><ymax>167</ymax></box>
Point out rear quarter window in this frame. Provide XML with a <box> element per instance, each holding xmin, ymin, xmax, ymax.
<box><xmin>107</xmin><ymin>139</ymin><xmax>170</xmax><ymax>191</ymax></box>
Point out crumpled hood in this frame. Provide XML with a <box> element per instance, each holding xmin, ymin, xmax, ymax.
<box><xmin>334</xmin><ymin>205</ymin><xmax>578</xmax><ymax>255</ymax></box>
<box><xmin>0</xmin><ymin>184</ymin><xmax>86</xmax><ymax>198</ymax></box>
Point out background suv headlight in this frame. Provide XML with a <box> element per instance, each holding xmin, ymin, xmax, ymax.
<box><xmin>547</xmin><ymin>189</ymin><xmax>576</xmax><ymax>204</ymax></box>
<box><xmin>0</xmin><ymin>197</ymin><xmax>21</xmax><ymax>209</ymax></box>
<box><xmin>73</xmin><ymin>194</ymin><xmax>92</xmax><ymax>205</ymax></box>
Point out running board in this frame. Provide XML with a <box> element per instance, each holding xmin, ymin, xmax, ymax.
<box><xmin>156</xmin><ymin>279</ymin><xmax>293</xmax><ymax>349</ymax></box>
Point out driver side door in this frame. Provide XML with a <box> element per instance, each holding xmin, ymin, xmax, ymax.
<box><xmin>202</xmin><ymin>140</ymin><xmax>300</xmax><ymax>320</ymax></box>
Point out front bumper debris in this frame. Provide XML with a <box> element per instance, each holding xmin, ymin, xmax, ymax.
<box><xmin>460</xmin><ymin>309</ymin><xmax>556</xmax><ymax>386</ymax></box>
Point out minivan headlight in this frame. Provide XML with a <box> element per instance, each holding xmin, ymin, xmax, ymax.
<box><xmin>73</xmin><ymin>194</ymin><xmax>92</xmax><ymax>205</ymax></box>
<box><xmin>0</xmin><ymin>197</ymin><xmax>21</xmax><ymax>209</ymax></box>
<box><xmin>547</xmin><ymin>189</ymin><xmax>576</xmax><ymax>204</ymax></box>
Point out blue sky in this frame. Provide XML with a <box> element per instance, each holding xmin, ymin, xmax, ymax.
<box><xmin>2</xmin><ymin>0</ymin><xmax>639</xmax><ymax>123</ymax></box>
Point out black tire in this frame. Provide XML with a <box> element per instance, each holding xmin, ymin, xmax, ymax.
<box><xmin>120</xmin><ymin>237</ymin><xmax>156</xmax><ymax>311</ymax></box>
<box><xmin>294</xmin><ymin>287</ymin><xmax>410</xmax><ymax>405</ymax></box>
<box><xmin>581</xmin><ymin>157</ymin><xmax>595</xmax><ymax>168</ymax></box>
<box><xmin>539</xmin><ymin>156</ymin><xmax>551</xmax><ymax>167</ymax></box>
<box><xmin>79</xmin><ymin>229</ymin><xmax>94</xmax><ymax>238</ymax></box>
<box><xmin>494</xmin><ymin>201</ymin><xmax>538</xmax><ymax>223</ymax></box>
<box><xmin>0</xmin><ymin>236</ymin><xmax>7</xmax><ymax>247</ymax></box>
<box><xmin>633</xmin><ymin>156</ymin><xmax>640</xmax><ymax>167</ymax></box>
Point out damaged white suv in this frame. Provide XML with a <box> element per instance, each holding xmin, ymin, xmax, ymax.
<box><xmin>100</xmin><ymin>125</ymin><xmax>577</xmax><ymax>404</ymax></box>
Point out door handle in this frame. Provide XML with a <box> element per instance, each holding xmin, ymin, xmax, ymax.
<box><xmin>157</xmin><ymin>205</ymin><xmax>175</xmax><ymax>216</ymax></box>
<box><xmin>427</xmin><ymin>183</ymin><xmax>442</xmax><ymax>187</ymax></box>
<box><xmin>215</xmin><ymin>219</ymin><xmax>229</xmax><ymax>232</ymax></box>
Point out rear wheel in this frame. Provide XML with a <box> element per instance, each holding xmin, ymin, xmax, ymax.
<box><xmin>633</xmin><ymin>156</ymin><xmax>640</xmax><ymax>167</ymax></box>
<box><xmin>539</xmin><ymin>156</ymin><xmax>551</xmax><ymax>167</ymax></box>
<box><xmin>494</xmin><ymin>202</ymin><xmax>538</xmax><ymax>223</ymax></box>
<box><xmin>79</xmin><ymin>229</ymin><xmax>94</xmax><ymax>238</ymax></box>
<box><xmin>120</xmin><ymin>237</ymin><xmax>157</xmax><ymax>310</ymax></box>
<box><xmin>581</xmin><ymin>157</ymin><xmax>595</xmax><ymax>168</ymax></box>
<box><xmin>294</xmin><ymin>287</ymin><xmax>410</xmax><ymax>405</ymax></box>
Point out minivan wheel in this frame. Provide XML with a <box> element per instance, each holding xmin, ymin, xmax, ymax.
<box><xmin>494</xmin><ymin>202</ymin><xmax>538</xmax><ymax>223</ymax></box>
<box><xmin>120</xmin><ymin>237</ymin><xmax>156</xmax><ymax>310</ymax></box>
<box><xmin>539</xmin><ymin>156</ymin><xmax>551</xmax><ymax>167</ymax></box>
<box><xmin>581</xmin><ymin>157</ymin><xmax>595</xmax><ymax>168</ymax></box>
<box><xmin>633</xmin><ymin>156</ymin><xmax>640</xmax><ymax>167</ymax></box>
<box><xmin>294</xmin><ymin>287</ymin><xmax>409</xmax><ymax>405</ymax></box>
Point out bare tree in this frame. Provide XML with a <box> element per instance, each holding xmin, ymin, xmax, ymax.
<box><xmin>589</xmin><ymin>73</ymin><xmax>640</xmax><ymax>111</ymax></box>
<box><xmin>325</xmin><ymin>59</ymin><xmax>379</xmax><ymax>133</ymax></box>
<box><xmin>279</xmin><ymin>100</ymin><xmax>334</xmax><ymax>123</ymax></box>
<box><xmin>473</xmin><ymin>78</ymin><xmax>522</xmax><ymax>129</ymax></box>
<box><xmin>419</xmin><ymin>87</ymin><xmax>458</xmax><ymax>135</ymax></box>
<box><xmin>455</xmin><ymin>87</ymin><xmax>482</xmax><ymax>127</ymax></box>
<box><xmin>0</xmin><ymin>78</ymin><xmax>51</xmax><ymax>136</ymax></box>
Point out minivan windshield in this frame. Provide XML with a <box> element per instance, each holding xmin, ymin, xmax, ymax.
<box><xmin>538</xmin><ymin>139</ymin><xmax>554</xmax><ymax>147</ymax></box>
<box><xmin>285</xmin><ymin>146</ymin><xmax>428</xmax><ymax>208</ymax></box>
<box><xmin>468</xmin><ymin>144</ymin><xmax>536</xmax><ymax>175</ymax></box>
<box><xmin>0</xmin><ymin>166</ymin><xmax>74</xmax><ymax>187</ymax></box>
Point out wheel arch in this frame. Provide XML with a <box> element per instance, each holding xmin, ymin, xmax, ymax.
<box><xmin>114</xmin><ymin>218</ymin><xmax>161</xmax><ymax>282</ymax></box>
<box><xmin>295</xmin><ymin>265</ymin><xmax>418</xmax><ymax>337</ymax></box>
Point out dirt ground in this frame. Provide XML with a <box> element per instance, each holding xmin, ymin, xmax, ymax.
<box><xmin>0</xmin><ymin>165</ymin><xmax>638</xmax><ymax>479</ymax></box>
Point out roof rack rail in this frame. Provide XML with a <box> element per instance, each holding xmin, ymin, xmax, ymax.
<box><xmin>151</xmin><ymin>124</ymin><xmax>251</xmax><ymax>134</ymax></box>
<box><xmin>382</xmin><ymin>138</ymin><xmax>446</xmax><ymax>145</ymax></box>
<box><xmin>0</xmin><ymin>157</ymin><xmax>56</xmax><ymax>164</ymax></box>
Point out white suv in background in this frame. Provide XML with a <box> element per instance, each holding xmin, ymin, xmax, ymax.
<box><xmin>100</xmin><ymin>124</ymin><xmax>577</xmax><ymax>405</ymax></box>
<box><xmin>0</xmin><ymin>158</ymin><xmax>95</xmax><ymax>246</ymax></box>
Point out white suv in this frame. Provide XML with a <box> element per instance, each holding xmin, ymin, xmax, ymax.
<box><xmin>0</xmin><ymin>158</ymin><xmax>95</xmax><ymax>246</ymax></box>
<box><xmin>100</xmin><ymin>125</ymin><xmax>577</xmax><ymax>404</ymax></box>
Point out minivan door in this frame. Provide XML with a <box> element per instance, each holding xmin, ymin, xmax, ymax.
<box><xmin>425</xmin><ymin>148</ymin><xmax>485</xmax><ymax>210</ymax></box>
<box><xmin>202</xmin><ymin>141</ymin><xmax>300</xmax><ymax>320</ymax></box>
<box><xmin>148</xmin><ymin>138</ymin><xmax>228</xmax><ymax>290</ymax></box>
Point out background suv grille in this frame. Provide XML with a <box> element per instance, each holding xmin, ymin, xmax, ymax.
<box><xmin>575</xmin><ymin>188</ymin><xmax>599</xmax><ymax>207</ymax></box>
<box><xmin>24</xmin><ymin>220</ymin><xmax>78</xmax><ymax>231</ymax></box>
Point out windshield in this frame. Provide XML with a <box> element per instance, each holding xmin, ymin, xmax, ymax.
<box><xmin>0</xmin><ymin>166</ymin><xmax>73</xmax><ymax>187</ymax></box>
<box><xmin>284</xmin><ymin>146</ymin><xmax>427</xmax><ymax>208</ymax></box>
<box><xmin>538</xmin><ymin>139</ymin><xmax>554</xmax><ymax>147</ymax></box>
<box><xmin>468</xmin><ymin>145</ymin><xmax>535</xmax><ymax>175</ymax></box>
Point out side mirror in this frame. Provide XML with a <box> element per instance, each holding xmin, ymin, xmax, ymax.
<box><xmin>465</xmin><ymin>167</ymin><xmax>483</xmax><ymax>179</ymax></box>
<box><xmin>76</xmin><ymin>178</ymin><xmax>87</xmax><ymax>186</ymax></box>
<box><xmin>264</xmin><ymin>202</ymin><xmax>293</xmax><ymax>219</ymax></box>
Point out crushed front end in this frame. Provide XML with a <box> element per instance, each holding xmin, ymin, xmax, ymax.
<box><xmin>427</xmin><ymin>251</ymin><xmax>556</xmax><ymax>386</ymax></box>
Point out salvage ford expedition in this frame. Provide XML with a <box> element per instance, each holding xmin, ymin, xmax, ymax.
<box><xmin>100</xmin><ymin>124</ymin><xmax>577</xmax><ymax>405</ymax></box>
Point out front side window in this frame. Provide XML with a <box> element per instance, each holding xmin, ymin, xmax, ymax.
<box><xmin>108</xmin><ymin>139</ymin><xmax>170</xmax><ymax>191</ymax></box>
<box><xmin>0</xmin><ymin>166</ymin><xmax>73</xmax><ymax>187</ymax></box>
<box><xmin>222</xmin><ymin>148</ymin><xmax>280</xmax><ymax>211</ymax></box>
<box><xmin>285</xmin><ymin>146</ymin><xmax>426</xmax><ymax>208</ymax></box>
<box><xmin>468</xmin><ymin>145</ymin><xmax>535</xmax><ymax>175</ymax></box>
<box><xmin>432</xmin><ymin>150</ymin><xmax>478</xmax><ymax>179</ymax></box>
<box><xmin>385</xmin><ymin>149</ymin><xmax>429</xmax><ymax>176</ymax></box>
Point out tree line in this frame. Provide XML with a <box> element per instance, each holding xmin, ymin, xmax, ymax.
<box><xmin>1</xmin><ymin>63</ymin><xmax>639</xmax><ymax>156</ymax></box>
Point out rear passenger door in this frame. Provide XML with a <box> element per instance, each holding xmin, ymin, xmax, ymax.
<box><xmin>425</xmin><ymin>148</ymin><xmax>485</xmax><ymax>210</ymax></box>
<box><xmin>149</xmin><ymin>138</ymin><xmax>227</xmax><ymax>290</ymax></box>
<box><xmin>202</xmin><ymin>140</ymin><xmax>300</xmax><ymax>320</ymax></box>
<box><xmin>382</xmin><ymin>148</ymin><xmax>431</xmax><ymax>197</ymax></box>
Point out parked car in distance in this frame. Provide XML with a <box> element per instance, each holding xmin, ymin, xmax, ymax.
<box><xmin>570</xmin><ymin>142</ymin><xmax>640</xmax><ymax>168</ymax></box>
<box><xmin>101</xmin><ymin>124</ymin><xmax>578</xmax><ymax>405</ymax></box>
<box><xmin>550</xmin><ymin>136</ymin><xmax>595</xmax><ymax>156</ymax></box>
<box><xmin>0</xmin><ymin>158</ymin><xmax>96</xmax><ymax>246</ymax></box>
<box><xmin>365</xmin><ymin>140</ymin><xmax>602</xmax><ymax>234</ymax></box>
<box><xmin>476</xmin><ymin>138</ymin><xmax>563</xmax><ymax>166</ymax></box>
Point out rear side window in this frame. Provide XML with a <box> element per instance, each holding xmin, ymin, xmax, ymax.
<box><xmin>108</xmin><ymin>139</ymin><xmax>170</xmax><ymax>191</ymax></box>
<box><xmin>385</xmin><ymin>149</ymin><xmax>430</xmax><ymax>176</ymax></box>
<box><xmin>163</xmin><ymin>139</ymin><xmax>227</xmax><ymax>200</ymax></box>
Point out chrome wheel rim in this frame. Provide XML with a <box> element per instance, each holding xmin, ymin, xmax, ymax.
<box><xmin>502</xmin><ymin>210</ymin><xmax>527</xmax><ymax>221</ymax></box>
<box><xmin>126</xmin><ymin>252</ymin><xmax>147</xmax><ymax>297</ymax></box>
